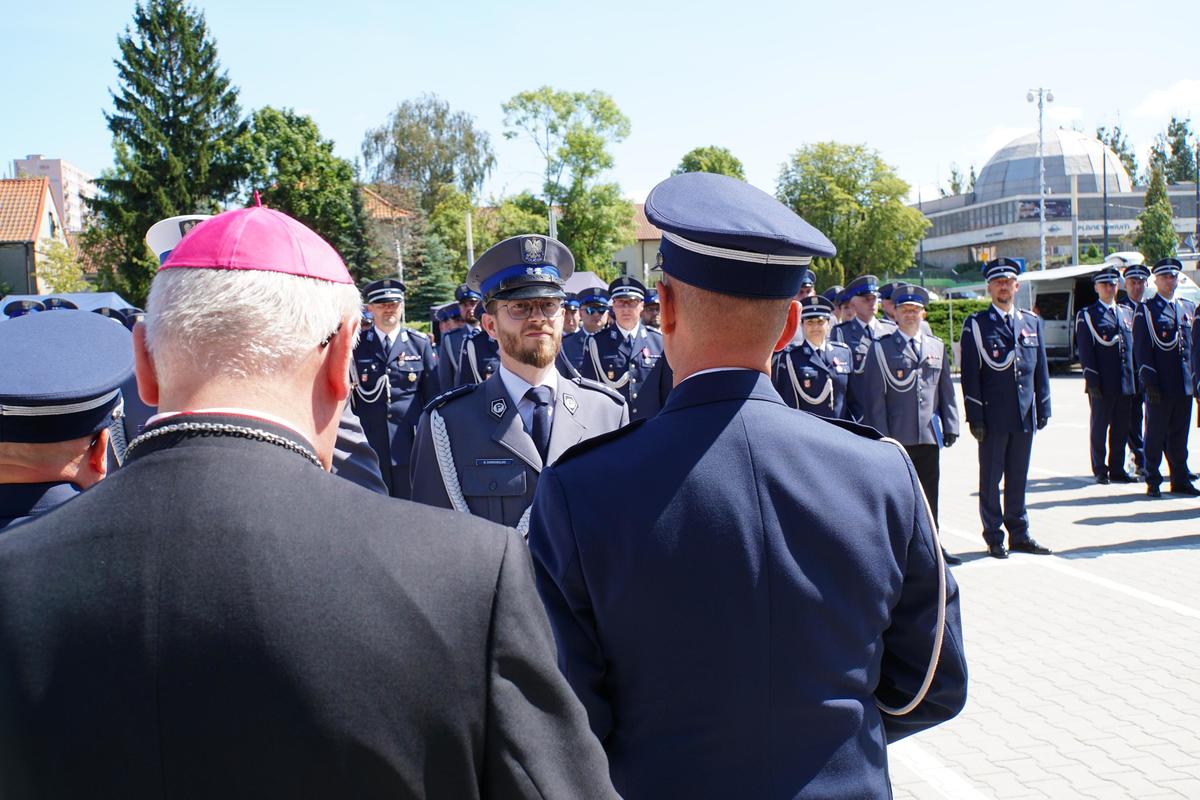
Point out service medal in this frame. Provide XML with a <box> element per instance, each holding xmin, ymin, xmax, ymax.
<box><xmin>407</xmin><ymin>372</ymin><xmax>416</xmax><ymax>382</ymax></box>
<box><xmin>896</xmin><ymin>369</ymin><xmax>904</xmax><ymax>378</ymax></box>
<box><xmin>361</xmin><ymin>373</ymin><xmax>368</xmax><ymax>382</ymax></box>
<box><xmin>607</xmin><ymin>370</ymin><xmax>615</xmax><ymax>380</ymax></box>
<box><xmin>803</xmin><ymin>379</ymin><xmax>811</xmax><ymax>389</ymax></box>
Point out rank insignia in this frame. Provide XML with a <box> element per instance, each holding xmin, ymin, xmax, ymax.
<box><xmin>490</xmin><ymin>398</ymin><xmax>507</xmax><ymax>418</ymax></box>
<box><xmin>563</xmin><ymin>394</ymin><xmax>578</xmax><ymax>414</ymax></box>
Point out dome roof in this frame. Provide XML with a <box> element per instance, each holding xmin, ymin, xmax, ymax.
<box><xmin>974</xmin><ymin>129</ymin><xmax>1133</xmax><ymax>202</ymax></box>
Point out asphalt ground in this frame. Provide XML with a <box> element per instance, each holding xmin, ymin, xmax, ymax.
<box><xmin>888</xmin><ymin>373</ymin><xmax>1200</xmax><ymax>799</ymax></box>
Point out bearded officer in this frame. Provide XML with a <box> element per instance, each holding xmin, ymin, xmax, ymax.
<box><xmin>528</xmin><ymin>172</ymin><xmax>965</xmax><ymax>799</ymax></box>
<box><xmin>579</xmin><ymin>276</ymin><xmax>673</xmax><ymax>420</ymax></box>
<box><xmin>410</xmin><ymin>235</ymin><xmax>627</xmax><ymax>532</ymax></box>
<box><xmin>1076</xmin><ymin>266</ymin><xmax>1136</xmax><ymax>484</ymax></box>
<box><xmin>860</xmin><ymin>284</ymin><xmax>962</xmax><ymax>564</ymax></box>
<box><xmin>641</xmin><ymin>289</ymin><xmax>661</xmax><ymax>330</ymax></box>
<box><xmin>1119</xmin><ymin>260</ymin><xmax>1151</xmax><ymax>476</ymax></box>
<box><xmin>1135</xmin><ymin>257</ymin><xmax>1198</xmax><ymax>497</ymax></box>
<box><xmin>771</xmin><ymin>295</ymin><xmax>854</xmax><ymax>419</ymax></box>
<box><xmin>960</xmin><ymin>258</ymin><xmax>1052</xmax><ymax>558</ymax></box>
<box><xmin>435</xmin><ymin>283</ymin><xmax>484</xmax><ymax>390</ymax></box>
<box><xmin>351</xmin><ymin>278</ymin><xmax>438</xmax><ymax>498</ymax></box>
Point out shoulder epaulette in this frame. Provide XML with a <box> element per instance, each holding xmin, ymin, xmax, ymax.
<box><xmin>554</xmin><ymin>419</ymin><xmax>646</xmax><ymax>466</ymax></box>
<box><xmin>423</xmin><ymin>383</ymin><xmax>476</xmax><ymax>413</ymax></box>
<box><xmin>570</xmin><ymin>376</ymin><xmax>625</xmax><ymax>404</ymax></box>
<box><xmin>819</xmin><ymin>416</ymin><xmax>886</xmax><ymax>441</ymax></box>
<box><xmin>1018</xmin><ymin>308</ymin><xmax>1038</xmax><ymax>318</ymax></box>
<box><xmin>828</xmin><ymin>340</ymin><xmax>852</xmax><ymax>353</ymax></box>
<box><xmin>407</xmin><ymin>327</ymin><xmax>428</xmax><ymax>339</ymax></box>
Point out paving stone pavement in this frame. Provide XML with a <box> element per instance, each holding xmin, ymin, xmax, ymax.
<box><xmin>889</xmin><ymin>373</ymin><xmax>1200</xmax><ymax>799</ymax></box>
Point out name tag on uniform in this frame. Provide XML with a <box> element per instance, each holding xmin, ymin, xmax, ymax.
<box><xmin>476</xmin><ymin>458</ymin><xmax>514</xmax><ymax>466</ymax></box>
<box><xmin>1020</xmin><ymin>332</ymin><xmax>1038</xmax><ymax>345</ymax></box>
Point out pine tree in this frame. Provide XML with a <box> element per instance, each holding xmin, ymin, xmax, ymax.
<box><xmin>1133</xmin><ymin>164</ymin><xmax>1178</xmax><ymax>263</ymax></box>
<box><xmin>88</xmin><ymin>0</ymin><xmax>246</xmax><ymax>304</ymax></box>
<box><xmin>1147</xmin><ymin>117</ymin><xmax>1196</xmax><ymax>185</ymax></box>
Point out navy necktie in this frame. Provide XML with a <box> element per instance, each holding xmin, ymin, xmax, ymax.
<box><xmin>526</xmin><ymin>386</ymin><xmax>553</xmax><ymax>463</ymax></box>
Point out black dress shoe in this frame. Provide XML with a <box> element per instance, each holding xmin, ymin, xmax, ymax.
<box><xmin>1009</xmin><ymin>538</ymin><xmax>1053</xmax><ymax>555</ymax></box>
<box><xmin>1108</xmin><ymin>471</ymin><xmax>1136</xmax><ymax>483</ymax></box>
<box><xmin>1134</xmin><ymin>466</ymin><xmax>1148</xmax><ymax>479</ymax></box>
<box><xmin>1170</xmin><ymin>482</ymin><xmax>1200</xmax><ymax>496</ymax></box>
<box><xmin>1095</xmin><ymin>474</ymin><xmax>1110</xmax><ymax>485</ymax></box>
<box><xmin>1190</xmin><ymin>472</ymin><xmax>1200</xmax><ymax>481</ymax></box>
<box><xmin>987</xmin><ymin>543</ymin><xmax>1008</xmax><ymax>559</ymax></box>
<box><xmin>941</xmin><ymin>548</ymin><xmax>963</xmax><ymax>566</ymax></box>
<box><xmin>1147</xmin><ymin>485</ymin><xmax>1163</xmax><ymax>498</ymax></box>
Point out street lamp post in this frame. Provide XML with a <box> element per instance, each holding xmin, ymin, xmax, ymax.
<box><xmin>1027</xmin><ymin>88</ymin><xmax>1054</xmax><ymax>270</ymax></box>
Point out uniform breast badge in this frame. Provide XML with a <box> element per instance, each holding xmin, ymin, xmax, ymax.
<box><xmin>490</xmin><ymin>398</ymin><xmax>507</xmax><ymax>418</ymax></box>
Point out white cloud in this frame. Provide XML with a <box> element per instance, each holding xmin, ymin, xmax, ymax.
<box><xmin>1134</xmin><ymin>79</ymin><xmax>1200</xmax><ymax>118</ymax></box>
<box><xmin>1046</xmin><ymin>105</ymin><xmax>1085</xmax><ymax>126</ymax></box>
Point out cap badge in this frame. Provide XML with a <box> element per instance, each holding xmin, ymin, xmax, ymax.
<box><xmin>490</xmin><ymin>397</ymin><xmax>507</xmax><ymax>418</ymax></box>
<box><xmin>522</xmin><ymin>237</ymin><xmax>545</xmax><ymax>264</ymax></box>
<box><xmin>563</xmin><ymin>394</ymin><xmax>578</xmax><ymax>415</ymax></box>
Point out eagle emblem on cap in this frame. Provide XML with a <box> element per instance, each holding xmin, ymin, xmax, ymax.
<box><xmin>522</xmin><ymin>237</ymin><xmax>545</xmax><ymax>264</ymax></box>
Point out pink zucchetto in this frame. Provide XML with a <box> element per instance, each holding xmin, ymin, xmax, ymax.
<box><xmin>160</xmin><ymin>198</ymin><xmax>353</xmax><ymax>285</ymax></box>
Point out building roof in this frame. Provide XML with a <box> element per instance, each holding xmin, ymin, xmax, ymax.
<box><xmin>974</xmin><ymin>129</ymin><xmax>1134</xmax><ymax>202</ymax></box>
<box><xmin>0</xmin><ymin>178</ymin><xmax>50</xmax><ymax>242</ymax></box>
<box><xmin>360</xmin><ymin>186</ymin><xmax>411</xmax><ymax>222</ymax></box>
<box><xmin>633</xmin><ymin>203</ymin><xmax>661</xmax><ymax>241</ymax></box>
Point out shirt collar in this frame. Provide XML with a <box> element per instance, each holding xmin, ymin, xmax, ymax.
<box><xmin>991</xmin><ymin>303</ymin><xmax>1014</xmax><ymax>320</ymax></box>
<box><xmin>616</xmin><ymin>321</ymin><xmax>641</xmax><ymax>340</ymax></box>
<box><xmin>498</xmin><ymin>365</ymin><xmax>558</xmax><ymax>407</ymax></box>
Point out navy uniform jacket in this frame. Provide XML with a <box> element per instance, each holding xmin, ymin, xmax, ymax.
<box><xmin>435</xmin><ymin>325</ymin><xmax>475</xmax><ymax>390</ymax></box>
<box><xmin>0</xmin><ymin>414</ymin><xmax>617</xmax><ymax>798</ymax></box>
<box><xmin>861</xmin><ymin>330</ymin><xmax>960</xmax><ymax>446</ymax></box>
<box><xmin>0</xmin><ymin>483</ymin><xmax>80</xmax><ymax>532</ymax></box>
<box><xmin>560</xmin><ymin>328</ymin><xmax>593</xmax><ymax>372</ymax></box>
<box><xmin>460</xmin><ymin>329</ymin><xmax>501</xmax><ymax>385</ymax></box>
<box><xmin>960</xmin><ymin>307</ymin><xmax>1051</xmax><ymax>432</ymax></box>
<box><xmin>578</xmin><ymin>324</ymin><xmax>672</xmax><ymax>420</ymax></box>
<box><xmin>1075</xmin><ymin>301</ymin><xmax>1136</xmax><ymax>396</ymax></box>
<box><xmin>411</xmin><ymin>372</ymin><xmax>628</xmax><ymax>527</ymax></box>
<box><xmin>351</xmin><ymin>327</ymin><xmax>439</xmax><ymax>468</ymax></box>
<box><xmin>528</xmin><ymin>370</ymin><xmax>967</xmax><ymax>800</ymax></box>
<box><xmin>1134</xmin><ymin>295</ymin><xmax>1194</xmax><ymax>397</ymax></box>
<box><xmin>832</xmin><ymin>317</ymin><xmax>898</xmax><ymax>373</ymax></box>
<box><xmin>771</xmin><ymin>339</ymin><xmax>854</xmax><ymax>420</ymax></box>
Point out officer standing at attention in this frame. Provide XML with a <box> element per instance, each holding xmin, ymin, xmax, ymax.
<box><xmin>351</xmin><ymin>279</ymin><xmax>438</xmax><ymax>498</ymax></box>
<box><xmin>771</xmin><ymin>295</ymin><xmax>855</xmax><ymax>419</ymax></box>
<box><xmin>795</xmin><ymin>269</ymin><xmax>816</xmax><ymax>301</ymax></box>
<box><xmin>458</xmin><ymin>303</ymin><xmax>502</xmax><ymax>384</ymax></box>
<box><xmin>641</xmin><ymin>289</ymin><xmax>661</xmax><ymax>330</ymax></box>
<box><xmin>579</xmin><ymin>276</ymin><xmax>673</xmax><ymax>420</ymax></box>
<box><xmin>528</xmin><ymin>172</ymin><xmax>965</xmax><ymax>799</ymax></box>
<box><xmin>563</xmin><ymin>293</ymin><xmax>581</xmax><ymax>334</ymax></box>
<box><xmin>1075</xmin><ymin>266</ymin><xmax>1137</xmax><ymax>484</ymax></box>
<box><xmin>860</xmin><ymin>284</ymin><xmax>962</xmax><ymax>565</ymax></box>
<box><xmin>1134</xmin><ymin>257</ymin><xmax>1198</xmax><ymax>497</ymax></box>
<box><xmin>435</xmin><ymin>283</ymin><xmax>483</xmax><ymax>390</ymax></box>
<box><xmin>832</xmin><ymin>274</ymin><xmax>897</xmax><ymax>370</ymax></box>
<box><xmin>0</xmin><ymin>311</ymin><xmax>133</xmax><ymax>530</ymax></box>
<box><xmin>1119</xmin><ymin>259</ymin><xmax>1151</xmax><ymax>476</ymax></box>
<box><xmin>411</xmin><ymin>235</ymin><xmax>627</xmax><ymax>532</ymax></box>
<box><xmin>960</xmin><ymin>258</ymin><xmax>1052</xmax><ymax>558</ymax></box>
<box><xmin>878</xmin><ymin>282</ymin><xmax>897</xmax><ymax>322</ymax></box>
<box><xmin>560</xmin><ymin>287</ymin><xmax>610</xmax><ymax>373</ymax></box>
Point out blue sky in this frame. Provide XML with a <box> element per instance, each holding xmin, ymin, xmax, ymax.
<box><xmin>5</xmin><ymin>0</ymin><xmax>1199</xmax><ymax>205</ymax></box>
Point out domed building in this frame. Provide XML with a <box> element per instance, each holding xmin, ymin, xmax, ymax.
<box><xmin>916</xmin><ymin>128</ymin><xmax>1197</xmax><ymax>270</ymax></box>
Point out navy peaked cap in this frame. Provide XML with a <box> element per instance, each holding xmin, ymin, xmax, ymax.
<box><xmin>644</xmin><ymin>289</ymin><xmax>659</xmax><ymax>305</ymax></box>
<box><xmin>1122</xmin><ymin>263</ymin><xmax>1151</xmax><ymax>280</ymax></box>
<box><xmin>893</xmin><ymin>284</ymin><xmax>929</xmax><ymax>306</ymax></box>
<box><xmin>364</xmin><ymin>279</ymin><xmax>406</xmax><ymax>303</ymax></box>
<box><xmin>877</xmin><ymin>282</ymin><xmax>895</xmax><ymax>300</ymax></box>
<box><xmin>1152</xmin><ymin>257</ymin><xmax>1183</xmax><ymax>275</ymax></box>
<box><xmin>609</xmin><ymin>276</ymin><xmax>646</xmax><ymax>301</ymax></box>
<box><xmin>41</xmin><ymin>297</ymin><xmax>79</xmax><ymax>311</ymax></box>
<box><xmin>798</xmin><ymin>268</ymin><xmax>816</xmax><ymax>287</ymax></box>
<box><xmin>820</xmin><ymin>285</ymin><xmax>843</xmax><ymax>304</ymax></box>
<box><xmin>0</xmin><ymin>312</ymin><xmax>133</xmax><ymax>443</ymax></box>
<box><xmin>4</xmin><ymin>300</ymin><xmax>43</xmax><ymax>318</ymax></box>
<box><xmin>578</xmin><ymin>287</ymin><xmax>610</xmax><ymax>306</ymax></box>
<box><xmin>799</xmin><ymin>295</ymin><xmax>834</xmax><ymax>319</ymax></box>
<box><xmin>983</xmin><ymin>257</ymin><xmax>1024</xmax><ymax>282</ymax></box>
<box><xmin>1092</xmin><ymin>267</ymin><xmax>1121</xmax><ymax>284</ymax></box>
<box><xmin>842</xmin><ymin>275</ymin><xmax>880</xmax><ymax>302</ymax></box>
<box><xmin>564</xmin><ymin>293</ymin><xmax>581</xmax><ymax>309</ymax></box>
<box><xmin>644</xmin><ymin>172</ymin><xmax>836</xmax><ymax>299</ymax></box>
<box><xmin>455</xmin><ymin>283</ymin><xmax>482</xmax><ymax>302</ymax></box>
<box><xmin>469</xmin><ymin>235</ymin><xmax>574</xmax><ymax>301</ymax></box>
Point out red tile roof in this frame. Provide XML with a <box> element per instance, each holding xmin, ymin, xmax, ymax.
<box><xmin>0</xmin><ymin>178</ymin><xmax>50</xmax><ymax>242</ymax></box>
<box><xmin>633</xmin><ymin>203</ymin><xmax>661</xmax><ymax>242</ymax></box>
<box><xmin>361</xmin><ymin>186</ymin><xmax>411</xmax><ymax>222</ymax></box>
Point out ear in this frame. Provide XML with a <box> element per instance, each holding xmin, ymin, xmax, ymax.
<box><xmin>773</xmin><ymin>300</ymin><xmax>800</xmax><ymax>353</ymax></box>
<box><xmin>90</xmin><ymin>428</ymin><xmax>110</xmax><ymax>477</ymax></box>
<box><xmin>656</xmin><ymin>280</ymin><xmax>675</xmax><ymax>335</ymax></box>
<box><xmin>322</xmin><ymin>317</ymin><xmax>359</xmax><ymax>402</ymax></box>
<box><xmin>132</xmin><ymin>321</ymin><xmax>160</xmax><ymax>407</ymax></box>
<box><xmin>481</xmin><ymin>311</ymin><xmax>498</xmax><ymax>340</ymax></box>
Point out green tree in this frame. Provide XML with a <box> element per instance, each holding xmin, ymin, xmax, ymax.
<box><xmin>1096</xmin><ymin>125</ymin><xmax>1139</xmax><ymax>179</ymax></box>
<box><xmin>405</xmin><ymin>224</ymin><xmax>460</xmax><ymax>316</ymax></box>
<box><xmin>502</xmin><ymin>87</ymin><xmax>634</xmax><ymax>273</ymax></box>
<box><xmin>234</xmin><ymin>106</ymin><xmax>383</xmax><ymax>283</ymax></box>
<box><xmin>362</xmin><ymin>94</ymin><xmax>495</xmax><ymax>215</ymax></box>
<box><xmin>1133</xmin><ymin>164</ymin><xmax>1178</xmax><ymax>262</ymax></box>
<box><xmin>1148</xmin><ymin>116</ymin><xmax>1196</xmax><ymax>184</ymax></box>
<box><xmin>88</xmin><ymin>0</ymin><xmax>246</xmax><ymax>305</ymax></box>
<box><xmin>941</xmin><ymin>163</ymin><xmax>966</xmax><ymax>197</ymax></box>
<box><xmin>967</xmin><ymin>165</ymin><xmax>977</xmax><ymax>194</ymax></box>
<box><xmin>1081</xmin><ymin>243</ymin><xmax>1103</xmax><ymax>263</ymax></box>
<box><xmin>37</xmin><ymin>240</ymin><xmax>92</xmax><ymax>292</ymax></box>
<box><xmin>776</xmin><ymin>142</ymin><xmax>929</xmax><ymax>287</ymax></box>
<box><xmin>672</xmin><ymin>146</ymin><xmax>745</xmax><ymax>180</ymax></box>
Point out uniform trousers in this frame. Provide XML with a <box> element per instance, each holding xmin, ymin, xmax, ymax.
<box><xmin>978</xmin><ymin>430</ymin><xmax>1034</xmax><ymax>546</ymax></box>
<box><xmin>904</xmin><ymin>444</ymin><xmax>941</xmax><ymax>525</ymax></box>
<box><xmin>1143</xmin><ymin>394</ymin><xmax>1193</xmax><ymax>488</ymax></box>
<box><xmin>388</xmin><ymin>463</ymin><xmax>413</xmax><ymax>500</ymax></box>
<box><xmin>1088</xmin><ymin>394</ymin><xmax>1132</xmax><ymax>478</ymax></box>
<box><xmin>1127</xmin><ymin>394</ymin><xmax>1145</xmax><ymax>469</ymax></box>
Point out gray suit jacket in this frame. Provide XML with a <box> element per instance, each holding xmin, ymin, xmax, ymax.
<box><xmin>860</xmin><ymin>330</ymin><xmax>960</xmax><ymax>446</ymax></box>
<box><xmin>411</xmin><ymin>372</ymin><xmax>628</xmax><ymax>526</ymax></box>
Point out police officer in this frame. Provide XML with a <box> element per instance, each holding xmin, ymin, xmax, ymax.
<box><xmin>860</xmin><ymin>284</ymin><xmax>962</xmax><ymax>564</ymax></box>
<box><xmin>41</xmin><ymin>297</ymin><xmax>79</xmax><ymax>311</ymax></box>
<box><xmin>878</xmin><ymin>282</ymin><xmax>896</xmax><ymax>322</ymax></box>
<box><xmin>563</xmin><ymin>292</ymin><xmax>581</xmax><ymax>334</ymax></box>
<box><xmin>458</xmin><ymin>307</ymin><xmax>502</xmax><ymax>384</ymax></box>
<box><xmin>960</xmin><ymin>258</ymin><xmax>1052</xmax><ymax>558</ymax></box>
<box><xmin>560</xmin><ymin>287</ymin><xmax>610</xmax><ymax>375</ymax></box>
<box><xmin>579</xmin><ymin>276</ymin><xmax>673</xmax><ymax>420</ymax></box>
<box><xmin>1076</xmin><ymin>266</ymin><xmax>1136</xmax><ymax>484</ymax></box>
<box><xmin>410</xmin><ymin>235</ymin><xmax>627</xmax><ymax>531</ymax></box>
<box><xmin>641</xmin><ymin>288</ymin><xmax>661</xmax><ymax>330</ymax></box>
<box><xmin>1134</xmin><ymin>257</ymin><xmax>1198</xmax><ymax>497</ymax></box>
<box><xmin>1120</xmin><ymin>260</ymin><xmax>1151</xmax><ymax>476</ymax></box>
<box><xmin>351</xmin><ymin>278</ymin><xmax>438</xmax><ymax>498</ymax></box>
<box><xmin>435</xmin><ymin>283</ymin><xmax>484</xmax><ymax>390</ymax></box>
<box><xmin>0</xmin><ymin>310</ymin><xmax>132</xmax><ymax>529</ymax></box>
<box><xmin>833</xmin><ymin>274</ymin><xmax>897</xmax><ymax>421</ymax></box>
<box><xmin>771</xmin><ymin>295</ymin><xmax>854</xmax><ymax>419</ymax></box>
<box><xmin>795</xmin><ymin>268</ymin><xmax>816</xmax><ymax>300</ymax></box>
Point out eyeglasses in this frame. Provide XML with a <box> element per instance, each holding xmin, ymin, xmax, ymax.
<box><xmin>583</xmin><ymin>305</ymin><xmax>608</xmax><ymax>315</ymax></box>
<box><xmin>500</xmin><ymin>298</ymin><xmax>564</xmax><ymax>320</ymax></box>
<box><xmin>612</xmin><ymin>297</ymin><xmax>642</xmax><ymax>309</ymax></box>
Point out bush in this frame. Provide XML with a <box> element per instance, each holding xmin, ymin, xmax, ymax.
<box><xmin>923</xmin><ymin>299</ymin><xmax>991</xmax><ymax>370</ymax></box>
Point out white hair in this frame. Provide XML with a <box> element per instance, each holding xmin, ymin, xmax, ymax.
<box><xmin>145</xmin><ymin>268</ymin><xmax>361</xmax><ymax>384</ymax></box>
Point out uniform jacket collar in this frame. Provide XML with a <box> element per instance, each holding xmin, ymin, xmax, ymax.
<box><xmin>661</xmin><ymin>369</ymin><xmax>781</xmax><ymax>416</ymax></box>
<box><xmin>482</xmin><ymin>373</ymin><xmax>588</xmax><ymax>472</ymax></box>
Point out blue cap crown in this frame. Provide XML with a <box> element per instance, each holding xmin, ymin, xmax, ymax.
<box><xmin>468</xmin><ymin>235</ymin><xmax>574</xmax><ymax>301</ymax></box>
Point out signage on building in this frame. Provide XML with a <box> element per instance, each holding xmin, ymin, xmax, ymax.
<box><xmin>1018</xmin><ymin>199</ymin><xmax>1072</xmax><ymax>220</ymax></box>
